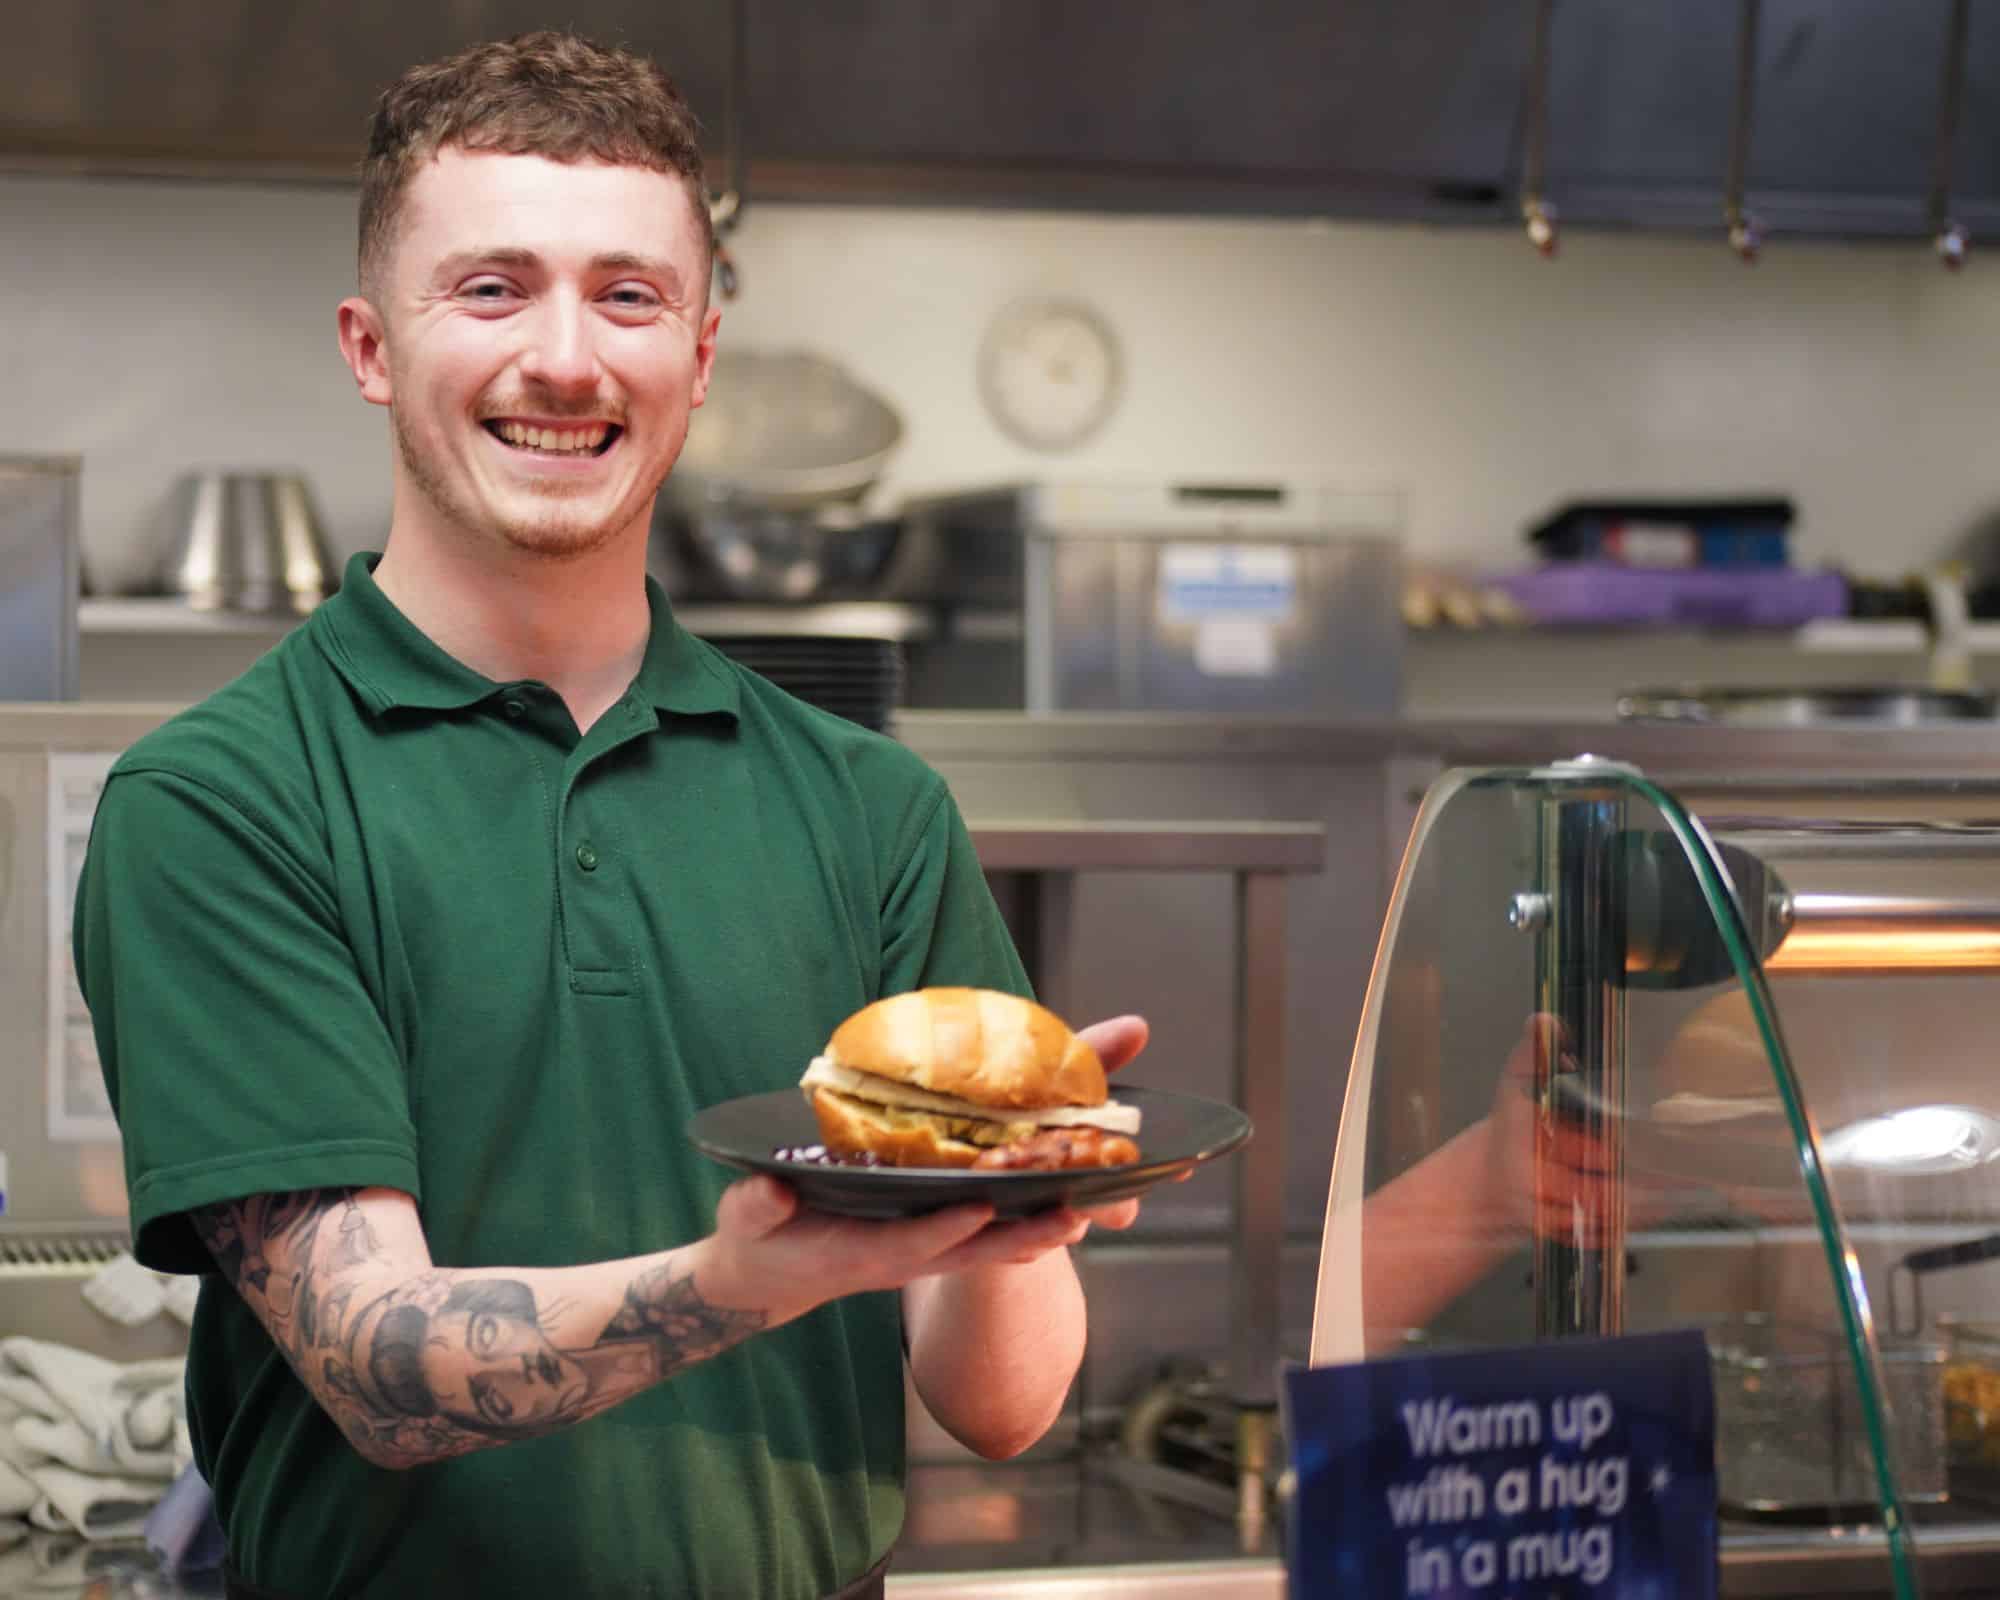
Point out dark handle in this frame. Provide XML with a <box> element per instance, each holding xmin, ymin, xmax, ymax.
<box><xmin>1890</xmin><ymin>1230</ymin><xmax>2000</xmax><ymax>1337</ymax></box>
<box><xmin>1902</xmin><ymin>1232</ymin><xmax>2000</xmax><ymax>1278</ymax></box>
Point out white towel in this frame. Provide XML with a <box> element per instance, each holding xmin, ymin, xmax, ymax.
<box><xmin>0</xmin><ymin>1339</ymin><xmax>187</xmax><ymax>1540</ymax></box>
<box><xmin>0</xmin><ymin>1376</ymin><xmax>61</xmax><ymax>1428</ymax></box>
<box><xmin>24</xmin><ymin>1464</ymin><xmax>159</xmax><ymax>1540</ymax></box>
<box><xmin>0</xmin><ymin>1453</ymin><xmax>36</xmax><ymax>1518</ymax></box>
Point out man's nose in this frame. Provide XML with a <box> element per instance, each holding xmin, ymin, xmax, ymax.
<box><xmin>518</xmin><ymin>295</ymin><xmax>599</xmax><ymax>393</ymax></box>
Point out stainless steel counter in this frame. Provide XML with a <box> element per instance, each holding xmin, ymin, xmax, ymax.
<box><xmin>10</xmin><ymin>1527</ymin><xmax>2000</xmax><ymax>1600</ymax></box>
<box><xmin>17</xmin><ymin>698</ymin><xmax>2000</xmax><ymax>775</ymax></box>
<box><xmin>1721</xmin><ymin>1522</ymin><xmax>2000</xmax><ymax>1597</ymax></box>
<box><xmin>891</xmin><ymin>1559</ymin><xmax>1283</xmax><ymax>1598</ymax></box>
<box><xmin>898</xmin><ymin>708</ymin><xmax>2000</xmax><ymax>778</ymax></box>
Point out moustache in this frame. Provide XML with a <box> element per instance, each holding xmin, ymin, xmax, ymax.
<box><xmin>478</xmin><ymin>396</ymin><xmax>627</xmax><ymax>426</ymax></box>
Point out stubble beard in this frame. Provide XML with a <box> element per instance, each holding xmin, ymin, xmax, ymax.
<box><xmin>391</xmin><ymin>405</ymin><xmax>667</xmax><ymax>563</ymax></box>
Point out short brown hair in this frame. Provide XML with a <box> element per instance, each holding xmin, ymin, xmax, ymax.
<box><xmin>357</xmin><ymin>31</ymin><xmax>711</xmax><ymax>293</ymax></box>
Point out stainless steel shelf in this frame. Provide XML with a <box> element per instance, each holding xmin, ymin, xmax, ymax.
<box><xmin>76</xmin><ymin>597</ymin><xmax>1025</xmax><ymax>646</ymax></box>
<box><xmin>78</xmin><ymin>597</ymin><xmax>301</xmax><ymax>635</ymax></box>
<box><xmin>1405</xmin><ymin>620</ymin><xmax>2000</xmax><ymax>655</ymax></box>
<box><xmin>678</xmin><ymin>601</ymin><xmax>936</xmax><ymax>641</ymax></box>
<box><xmin>679</xmin><ymin>603</ymin><xmax>1022</xmax><ymax>643</ymax></box>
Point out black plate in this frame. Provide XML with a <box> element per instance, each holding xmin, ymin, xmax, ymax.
<box><xmin>687</xmin><ymin>1086</ymin><xmax>1252</xmax><ymax>1219</ymax></box>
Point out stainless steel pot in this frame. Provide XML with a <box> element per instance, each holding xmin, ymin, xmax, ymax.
<box><xmin>673</xmin><ymin>349</ymin><xmax>904</xmax><ymax>511</ymax></box>
<box><xmin>1618</xmin><ymin>685</ymin><xmax>1998</xmax><ymax>725</ymax></box>
<box><xmin>160</xmin><ymin>470</ymin><xmax>335</xmax><ymax>613</ymax></box>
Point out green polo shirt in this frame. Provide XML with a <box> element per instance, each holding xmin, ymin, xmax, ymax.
<box><xmin>73</xmin><ymin>552</ymin><xmax>1030</xmax><ymax>1600</ymax></box>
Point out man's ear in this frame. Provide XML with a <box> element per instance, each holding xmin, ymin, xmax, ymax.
<box><xmin>337</xmin><ymin>297</ymin><xmax>394</xmax><ymax>407</ymax></box>
<box><xmin>688</xmin><ymin>303</ymin><xmax>722</xmax><ymax>409</ymax></box>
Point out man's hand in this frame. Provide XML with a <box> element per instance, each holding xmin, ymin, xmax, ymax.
<box><xmin>699</xmin><ymin>1011</ymin><xmax>1161</xmax><ymax>1318</ymax></box>
<box><xmin>700</xmin><ymin>1179</ymin><xmax>1082</xmax><ymax>1309</ymax></box>
<box><xmin>1061</xmin><ymin>1012</ymin><xmax>1158</xmax><ymax>1231</ymax></box>
<box><xmin>692</xmin><ymin>1009</ymin><xmax>1170</xmax><ymax>1462</ymax></box>
<box><xmin>900</xmin><ymin>1008</ymin><xmax>1161</xmax><ymax>1459</ymax></box>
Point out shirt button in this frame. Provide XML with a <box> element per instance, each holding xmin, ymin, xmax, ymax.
<box><xmin>575</xmin><ymin>842</ymin><xmax>599</xmax><ymax>872</ymax></box>
<box><xmin>503</xmin><ymin>699</ymin><xmax>526</xmax><ymax>719</ymax></box>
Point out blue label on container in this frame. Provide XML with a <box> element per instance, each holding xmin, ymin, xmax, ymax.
<box><xmin>1281</xmin><ymin>1328</ymin><xmax>1716</xmax><ymax>1599</ymax></box>
<box><xmin>1158</xmin><ymin>543</ymin><xmax>1298</xmax><ymax>621</ymax></box>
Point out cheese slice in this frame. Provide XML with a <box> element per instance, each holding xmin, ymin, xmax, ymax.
<box><xmin>800</xmin><ymin>1057</ymin><xmax>1143</xmax><ymax>1136</ymax></box>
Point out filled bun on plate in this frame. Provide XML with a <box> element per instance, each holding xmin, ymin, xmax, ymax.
<box><xmin>799</xmin><ymin>988</ymin><xmax>1142</xmax><ymax>1170</ymax></box>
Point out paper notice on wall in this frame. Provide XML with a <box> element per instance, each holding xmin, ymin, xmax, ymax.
<box><xmin>47</xmin><ymin>751</ymin><xmax>121</xmax><ymax>1142</ymax></box>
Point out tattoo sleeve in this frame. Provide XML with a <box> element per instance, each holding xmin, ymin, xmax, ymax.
<box><xmin>599</xmin><ymin>1261</ymin><xmax>768</xmax><ymax>1382</ymax></box>
<box><xmin>189</xmin><ymin>1190</ymin><xmax>770</xmax><ymax>1469</ymax></box>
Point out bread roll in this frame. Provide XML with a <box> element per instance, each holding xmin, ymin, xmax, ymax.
<box><xmin>826</xmin><ymin>987</ymin><xmax>1107</xmax><ymax>1111</ymax></box>
<box><xmin>802</xmin><ymin>988</ymin><xmax>1141</xmax><ymax>1171</ymax></box>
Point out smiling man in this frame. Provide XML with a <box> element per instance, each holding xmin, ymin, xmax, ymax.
<box><xmin>73</xmin><ymin>32</ymin><xmax>1151</xmax><ymax>1600</ymax></box>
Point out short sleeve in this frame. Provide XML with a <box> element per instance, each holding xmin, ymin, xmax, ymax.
<box><xmin>74</xmin><ymin>769</ymin><xmax>420</xmax><ymax>1274</ymax></box>
<box><xmin>877</xmin><ymin>781</ymin><xmax>1032</xmax><ymax>1000</ymax></box>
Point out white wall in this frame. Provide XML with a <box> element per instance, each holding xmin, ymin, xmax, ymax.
<box><xmin>7</xmin><ymin>171</ymin><xmax>2000</xmax><ymax>599</ymax></box>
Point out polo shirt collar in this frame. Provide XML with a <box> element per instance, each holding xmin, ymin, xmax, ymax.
<box><xmin>312</xmin><ymin>552</ymin><xmax>740</xmax><ymax>721</ymax></box>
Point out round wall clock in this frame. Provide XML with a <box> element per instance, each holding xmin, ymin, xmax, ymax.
<box><xmin>977</xmin><ymin>297</ymin><xmax>1122</xmax><ymax>452</ymax></box>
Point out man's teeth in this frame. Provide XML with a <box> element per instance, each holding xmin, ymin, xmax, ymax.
<box><xmin>493</xmin><ymin>421</ymin><xmax>611</xmax><ymax>454</ymax></box>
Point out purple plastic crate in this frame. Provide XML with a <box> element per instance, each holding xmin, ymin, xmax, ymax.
<box><xmin>1492</xmin><ymin>562</ymin><xmax>1848</xmax><ymax>628</ymax></box>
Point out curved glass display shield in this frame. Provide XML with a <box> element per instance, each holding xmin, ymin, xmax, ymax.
<box><xmin>1310</xmin><ymin>758</ymin><xmax>1929</xmax><ymax>1598</ymax></box>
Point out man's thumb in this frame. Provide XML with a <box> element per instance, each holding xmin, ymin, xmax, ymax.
<box><xmin>718</xmin><ymin>1175</ymin><xmax>799</xmax><ymax>1239</ymax></box>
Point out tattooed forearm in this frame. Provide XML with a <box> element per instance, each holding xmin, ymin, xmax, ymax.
<box><xmin>191</xmin><ymin>1188</ymin><xmax>355</xmax><ymax>1333</ymax></box>
<box><xmin>598</xmin><ymin>1261</ymin><xmax>768</xmax><ymax>1380</ymax></box>
<box><xmin>189</xmin><ymin>1190</ymin><xmax>772</xmax><ymax>1469</ymax></box>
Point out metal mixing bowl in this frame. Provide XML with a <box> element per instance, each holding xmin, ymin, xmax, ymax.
<box><xmin>661</xmin><ymin>495</ymin><xmax>903</xmax><ymax>602</ymax></box>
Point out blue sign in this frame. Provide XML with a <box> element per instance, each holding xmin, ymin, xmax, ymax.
<box><xmin>1157</xmin><ymin>543</ymin><xmax>1298</xmax><ymax>621</ymax></box>
<box><xmin>1281</xmin><ymin>1328</ymin><xmax>1716</xmax><ymax>1600</ymax></box>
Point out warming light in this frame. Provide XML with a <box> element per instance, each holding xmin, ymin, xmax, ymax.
<box><xmin>1821</xmin><ymin>1106</ymin><xmax>2000</xmax><ymax>1175</ymax></box>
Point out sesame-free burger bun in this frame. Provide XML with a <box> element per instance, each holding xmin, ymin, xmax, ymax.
<box><xmin>799</xmin><ymin>988</ymin><xmax>1144</xmax><ymax>1170</ymax></box>
<box><xmin>824</xmin><ymin>987</ymin><xmax>1107</xmax><ymax>1111</ymax></box>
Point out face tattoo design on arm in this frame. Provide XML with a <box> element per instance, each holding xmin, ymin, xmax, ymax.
<box><xmin>191</xmin><ymin>1189</ymin><xmax>769</xmax><ymax>1464</ymax></box>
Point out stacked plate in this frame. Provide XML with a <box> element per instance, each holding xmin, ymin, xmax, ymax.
<box><xmin>702</xmin><ymin>635</ymin><xmax>905</xmax><ymax>733</ymax></box>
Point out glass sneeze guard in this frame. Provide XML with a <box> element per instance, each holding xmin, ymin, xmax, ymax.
<box><xmin>1311</xmin><ymin>757</ymin><xmax>1929</xmax><ymax>1599</ymax></box>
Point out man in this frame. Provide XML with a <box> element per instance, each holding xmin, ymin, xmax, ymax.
<box><xmin>74</xmin><ymin>31</ymin><xmax>1151</xmax><ymax>1600</ymax></box>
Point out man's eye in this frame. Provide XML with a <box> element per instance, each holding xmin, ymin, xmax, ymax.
<box><xmin>464</xmin><ymin>281</ymin><xmax>515</xmax><ymax>302</ymax></box>
<box><xmin>607</xmin><ymin>289</ymin><xmax>659</xmax><ymax>310</ymax></box>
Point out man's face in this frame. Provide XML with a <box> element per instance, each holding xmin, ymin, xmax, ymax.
<box><xmin>364</xmin><ymin>147</ymin><xmax>718</xmax><ymax>561</ymax></box>
<box><xmin>422</xmin><ymin>1293</ymin><xmax>590</xmax><ymax>1431</ymax></box>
